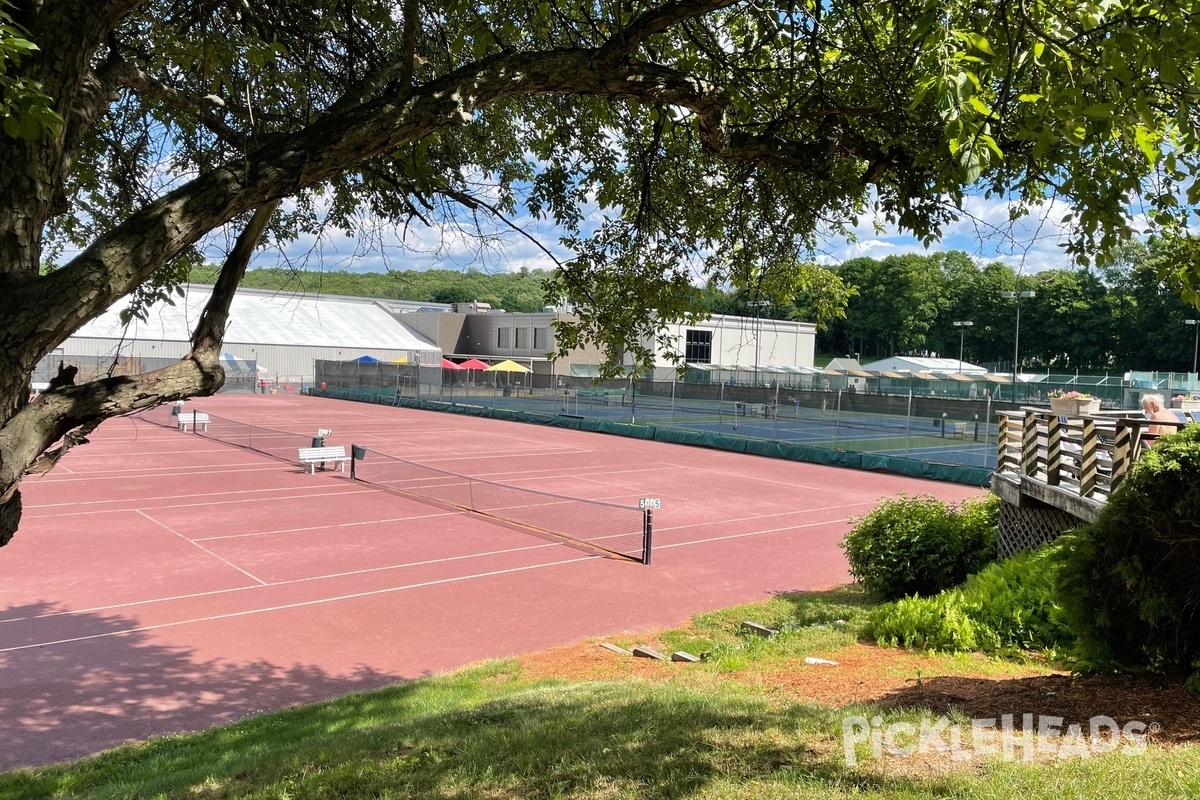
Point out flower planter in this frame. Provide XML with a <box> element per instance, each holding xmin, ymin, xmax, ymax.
<box><xmin>1049</xmin><ymin>397</ymin><xmax>1100</xmax><ymax>415</ymax></box>
<box><xmin>1172</xmin><ymin>398</ymin><xmax>1200</xmax><ymax>411</ymax></box>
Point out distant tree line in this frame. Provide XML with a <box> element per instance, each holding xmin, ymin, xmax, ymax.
<box><xmin>188</xmin><ymin>266</ymin><xmax>554</xmax><ymax>314</ymax></box>
<box><xmin>197</xmin><ymin>240</ymin><xmax>1197</xmax><ymax>373</ymax></box>
<box><xmin>705</xmin><ymin>243</ymin><xmax>1198</xmax><ymax>373</ymax></box>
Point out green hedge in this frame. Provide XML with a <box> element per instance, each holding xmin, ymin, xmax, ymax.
<box><xmin>840</xmin><ymin>494</ymin><xmax>999</xmax><ymax>601</ymax></box>
<box><xmin>868</xmin><ymin>545</ymin><xmax>1071</xmax><ymax>653</ymax></box>
<box><xmin>1054</xmin><ymin>425</ymin><xmax>1200</xmax><ymax>686</ymax></box>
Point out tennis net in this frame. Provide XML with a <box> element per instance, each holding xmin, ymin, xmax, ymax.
<box><xmin>350</xmin><ymin>445</ymin><xmax>651</xmax><ymax>563</ymax></box>
<box><xmin>137</xmin><ymin>404</ymin><xmax>322</xmax><ymax>463</ymax></box>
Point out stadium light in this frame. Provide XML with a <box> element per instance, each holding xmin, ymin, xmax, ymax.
<box><xmin>1187</xmin><ymin>319</ymin><xmax>1200</xmax><ymax>374</ymax></box>
<box><xmin>952</xmin><ymin>321</ymin><xmax>973</xmax><ymax>374</ymax></box>
<box><xmin>1001</xmin><ymin>291</ymin><xmax>1036</xmax><ymax>401</ymax></box>
<box><xmin>748</xmin><ymin>299</ymin><xmax>771</xmax><ymax>386</ymax></box>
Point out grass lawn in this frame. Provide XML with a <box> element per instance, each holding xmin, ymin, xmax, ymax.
<box><xmin>4</xmin><ymin>587</ymin><xmax>1200</xmax><ymax>799</ymax></box>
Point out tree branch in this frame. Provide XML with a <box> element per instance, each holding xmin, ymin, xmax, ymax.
<box><xmin>1</xmin><ymin>358</ymin><xmax>225</xmax><ymax>492</ymax></box>
<box><xmin>595</xmin><ymin>0</ymin><xmax>738</xmax><ymax>64</ymax></box>
<box><xmin>119</xmin><ymin>62</ymin><xmax>246</xmax><ymax>147</ymax></box>
<box><xmin>10</xmin><ymin>45</ymin><xmax>900</xmax><ymax>367</ymax></box>
<box><xmin>191</xmin><ymin>201</ymin><xmax>281</xmax><ymax>355</ymax></box>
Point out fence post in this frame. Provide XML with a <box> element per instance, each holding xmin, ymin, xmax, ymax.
<box><xmin>996</xmin><ymin>414</ymin><xmax>1009</xmax><ymax>472</ymax></box>
<box><xmin>772</xmin><ymin>383</ymin><xmax>779</xmax><ymax>441</ymax></box>
<box><xmin>1079</xmin><ymin>418</ymin><xmax>1098</xmax><ymax>498</ymax></box>
<box><xmin>1021</xmin><ymin>411</ymin><xmax>1040</xmax><ymax>477</ymax></box>
<box><xmin>1111</xmin><ymin>421</ymin><xmax>1135</xmax><ymax>491</ymax></box>
<box><xmin>905</xmin><ymin>390</ymin><xmax>912</xmax><ymax>457</ymax></box>
<box><xmin>1046</xmin><ymin>415</ymin><xmax>1062</xmax><ymax>486</ymax></box>
<box><xmin>834</xmin><ymin>389</ymin><xmax>842</xmax><ymax>447</ymax></box>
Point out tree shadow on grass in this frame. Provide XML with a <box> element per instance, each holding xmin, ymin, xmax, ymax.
<box><xmin>876</xmin><ymin>673</ymin><xmax>1200</xmax><ymax>745</ymax></box>
<box><xmin>0</xmin><ymin>601</ymin><xmax>401</xmax><ymax>772</ymax></box>
<box><xmin>5</xmin><ymin>675</ymin><xmax>966</xmax><ymax>800</ymax></box>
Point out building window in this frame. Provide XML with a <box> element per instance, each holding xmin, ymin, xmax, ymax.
<box><xmin>497</xmin><ymin>328</ymin><xmax>510</xmax><ymax>348</ymax></box>
<box><xmin>685</xmin><ymin>329</ymin><xmax>712</xmax><ymax>362</ymax></box>
<box><xmin>533</xmin><ymin>327</ymin><xmax>547</xmax><ymax>349</ymax></box>
<box><xmin>515</xmin><ymin>327</ymin><xmax>528</xmax><ymax>349</ymax></box>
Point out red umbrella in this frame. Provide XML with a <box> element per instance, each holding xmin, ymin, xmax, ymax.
<box><xmin>441</xmin><ymin>358</ymin><xmax>463</xmax><ymax>370</ymax></box>
<box><xmin>457</xmin><ymin>358</ymin><xmax>491</xmax><ymax>370</ymax></box>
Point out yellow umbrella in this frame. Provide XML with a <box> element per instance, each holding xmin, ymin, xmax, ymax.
<box><xmin>484</xmin><ymin>359</ymin><xmax>531</xmax><ymax>373</ymax></box>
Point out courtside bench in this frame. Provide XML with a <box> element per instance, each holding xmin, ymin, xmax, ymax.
<box><xmin>298</xmin><ymin>445</ymin><xmax>350</xmax><ymax>473</ymax></box>
<box><xmin>177</xmin><ymin>411</ymin><xmax>210</xmax><ymax>432</ymax></box>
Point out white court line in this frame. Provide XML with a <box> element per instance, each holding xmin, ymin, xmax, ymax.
<box><xmin>653</xmin><ymin>500</ymin><xmax>872</xmax><ymax>532</ymax></box>
<box><xmin>193</xmin><ymin>510</ymin><xmax>456</xmax><ymax>542</ymax></box>
<box><xmin>468</xmin><ymin>463</ymin><xmax>672</xmax><ymax>482</ymax></box>
<box><xmin>655</xmin><ymin>461</ymin><xmax>850</xmax><ymax>492</ymax></box>
<box><xmin>0</xmin><ymin>555</ymin><xmax>595</xmax><ymax>653</ymax></box>
<box><xmin>21</xmin><ymin>489</ymin><xmax>379</xmax><ymax>519</ymax></box>
<box><xmin>135</xmin><ymin>510</ymin><xmax>267</xmax><ymax>586</ymax></box>
<box><xmin>387</xmin><ymin>448</ymin><xmax>589</xmax><ymax>463</ymax></box>
<box><xmin>25</xmin><ymin>484</ymin><xmax>369</xmax><ymax>511</ymax></box>
<box><xmin>656</xmin><ymin>516</ymin><xmax>852</xmax><ymax>549</ymax></box>
<box><xmin>0</xmin><ymin>539</ymin><xmax>571</xmax><ymax>624</ymax></box>
<box><xmin>30</xmin><ymin>464</ymin><xmax>289</xmax><ymax>483</ymax></box>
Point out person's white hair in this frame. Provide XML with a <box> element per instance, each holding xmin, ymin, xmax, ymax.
<box><xmin>1142</xmin><ymin>393</ymin><xmax>1165</xmax><ymax>407</ymax></box>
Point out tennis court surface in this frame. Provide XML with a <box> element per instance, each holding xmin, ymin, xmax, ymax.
<box><xmin>0</xmin><ymin>394</ymin><xmax>983</xmax><ymax>769</ymax></box>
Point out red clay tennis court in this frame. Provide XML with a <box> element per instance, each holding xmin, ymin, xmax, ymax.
<box><xmin>0</xmin><ymin>394</ymin><xmax>984</xmax><ymax>769</ymax></box>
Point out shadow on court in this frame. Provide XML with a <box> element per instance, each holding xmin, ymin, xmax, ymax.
<box><xmin>0</xmin><ymin>601</ymin><xmax>403</xmax><ymax>771</ymax></box>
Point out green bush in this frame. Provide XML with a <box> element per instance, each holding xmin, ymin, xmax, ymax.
<box><xmin>1053</xmin><ymin>425</ymin><xmax>1200</xmax><ymax>684</ymax></box>
<box><xmin>868</xmin><ymin>545</ymin><xmax>1072</xmax><ymax>654</ymax></box>
<box><xmin>839</xmin><ymin>493</ymin><xmax>998</xmax><ymax>601</ymax></box>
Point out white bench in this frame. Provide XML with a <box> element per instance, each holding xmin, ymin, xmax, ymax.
<box><xmin>177</xmin><ymin>411</ymin><xmax>210</xmax><ymax>432</ymax></box>
<box><xmin>949</xmin><ymin>422</ymin><xmax>967</xmax><ymax>438</ymax></box>
<box><xmin>298</xmin><ymin>445</ymin><xmax>349</xmax><ymax>473</ymax></box>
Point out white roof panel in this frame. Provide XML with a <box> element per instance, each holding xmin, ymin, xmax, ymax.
<box><xmin>75</xmin><ymin>285</ymin><xmax>439</xmax><ymax>351</ymax></box>
<box><xmin>863</xmin><ymin>356</ymin><xmax>987</xmax><ymax>374</ymax></box>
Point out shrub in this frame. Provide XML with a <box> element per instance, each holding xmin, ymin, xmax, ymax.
<box><xmin>840</xmin><ymin>494</ymin><xmax>998</xmax><ymax>601</ymax></box>
<box><xmin>1053</xmin><ymin>425</ymin><xmax>1200</xmax><ymax>684</ymax></box>
<box><xmin>868</xmin><ymin>545</ymin><xmax>1072</xmax><ymax>654</ymax></box>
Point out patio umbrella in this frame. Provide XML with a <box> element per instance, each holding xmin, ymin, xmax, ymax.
<box><xmin>353</xmin><ymin>355</ymin><xmax>382</xmax><ymax>363</ymax></box>
<box><xmin>485</xmin><ymin>359</ymin><xmax>531</xmax><ymax>373</ymax></box>
<box><xmin>441</xmin><ymin>357</ymin><xmax>463</xmax><ymax>370</ymax></box>
<box><xmin>458</xmin><ymin>358</ymin><xmax>491</xmax><ymax>370</ymax></box>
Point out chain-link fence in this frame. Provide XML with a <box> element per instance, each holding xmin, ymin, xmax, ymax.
<box><xmin>316</xmin><ymin>364</ymin><xmax>1012</xmax><ymax>470</ymax></box>
<box><xmin>35</xmin><ymin>354</ymin><xmax>259</xmax><ymax>393</ymax></box>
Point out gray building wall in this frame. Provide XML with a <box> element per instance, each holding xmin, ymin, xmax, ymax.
<box><xmin>60</xmin><ymin>337</ymin><xmax>424</xmax><ymax>385</ymax></box>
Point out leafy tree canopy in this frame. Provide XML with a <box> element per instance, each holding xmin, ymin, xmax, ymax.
<box><xmin>3</xmin><ymin>0</ymin><xmax>1200</xmax><ymax>545</ymax></box>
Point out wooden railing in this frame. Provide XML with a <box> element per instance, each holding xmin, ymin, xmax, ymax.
<box><xmin>996</xmin><ymin>409</ymin><xmax>1190</xmax><ymax>509</ymax></box>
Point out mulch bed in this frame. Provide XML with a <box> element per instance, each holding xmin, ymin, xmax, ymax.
<box><xmin>516</xmin><ymin>640</ymin><xmax>1200</xmax><ymax>746</ymax></box>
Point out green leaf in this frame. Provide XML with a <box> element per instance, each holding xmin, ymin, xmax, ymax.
<box><xmin>1134</xmin><ymin>125</ymin><xmax>1159</xmax><ymax>165</ymax></box>
<box><xmin>964</xmin><ymin>32</ymin><xmax>993</xmax><ymax>56</ymax></box>
<box><xmin>967</xmin><ymin>96</ymin><xmax>993</xmax><ymax>116</ymax></box>
<box><xmin>1083</xmin><ymin>103</ymin><xmax>1114</xmax><ymax>117</ymax></box>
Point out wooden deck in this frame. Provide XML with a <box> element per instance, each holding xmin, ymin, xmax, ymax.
<box><xmin>992</xmin><ymin>408</ymin><xmax>1190</xmax><ymax>522</ymax></box>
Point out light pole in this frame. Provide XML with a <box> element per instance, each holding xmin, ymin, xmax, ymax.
<box><xmin>1001</xmin><ymin>290</ymin><xmax>1035</xmax><ymax>401</ymax></box>
<box><xmin>1188</xmin><ymin>319</ymin><xmax>1200</xmax><ymax>374</ymax></box>
<box><xmin>952</xmin><ymin>320</ymin><xmax>973</xmax><ymax>373</ymax></box>
<box><xmin>747</xmin><ymin>299</ymin><xmax>770</xmax><ymax>386</ymax></box>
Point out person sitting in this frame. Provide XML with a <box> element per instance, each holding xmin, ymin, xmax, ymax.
<box><xmin>1140</xmin><ymin>393</ymin><xmax>1180</xmax><ymax>447</ymax></box>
